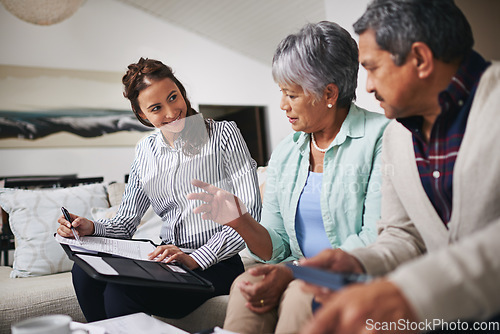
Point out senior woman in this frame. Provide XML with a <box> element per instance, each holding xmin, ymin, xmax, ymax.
<box><xmin>188</xmin><ymin>21</ymin><xmax>389</xmax><ymax>333</ymax></box>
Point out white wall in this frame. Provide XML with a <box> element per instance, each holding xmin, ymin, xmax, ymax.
<box><xmin>325</xmin><ymin>0</ymin><xmax>383</xmax><ymax>115</ymax></box>
<box><xmin>1</xmin><ymin>0</ymin><xmax>495</xmax><ymax>183</ymax></box>
<box><xmin>0</xmin><ymin>0</ymin><xmax>286</xmax><ymax>182</ymax></box>
<box><xmin>325</xmin><ymin>0</ymin><xmax>500</xmax><ymax>112</ymax></box>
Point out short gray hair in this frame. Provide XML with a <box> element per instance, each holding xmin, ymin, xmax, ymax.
<box><xmin>353</xmin><ymin>0</ymin><xmax>473</xmax><ymax>66</ymax></box>
<box><xmin>272</xmin><ymin>21</ymin><xmax>359</xmax><ymax>108</ymax></box>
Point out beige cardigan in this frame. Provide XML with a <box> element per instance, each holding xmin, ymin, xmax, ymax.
<box><xmin>351</xmin><ymin>62</ymin><xmax>500</xmax><ymax>322</ymax></box>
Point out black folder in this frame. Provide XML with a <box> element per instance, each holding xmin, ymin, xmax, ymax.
<box><xmin>60</xmin><ymin>240</ymin><xmax>214</xmax><ymax>292</ymax></box>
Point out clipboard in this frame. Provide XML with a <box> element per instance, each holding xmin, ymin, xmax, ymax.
<box><xmin>59</xmin><ymin>236</ymin><xmax>214</xmax><ymax>292</ymax></box>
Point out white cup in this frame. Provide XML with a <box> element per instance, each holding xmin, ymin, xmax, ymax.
<box><xmin>11</xmin><ymin>315</ymin><xmax>78</xmax><ymax>334</ymax></box>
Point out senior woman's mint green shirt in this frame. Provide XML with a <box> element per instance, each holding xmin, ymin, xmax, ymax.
<box><xmin>250</xmin><ymin>104</ymin><xmax>389</xmax><ymax>263</ymax></box>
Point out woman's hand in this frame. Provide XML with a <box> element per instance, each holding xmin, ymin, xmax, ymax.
<box><xmin>148</xmin><ymin>245</ymin><xmax>199</xmax><ymax>270</ymax></box>
<box><xmin>237</xmin><ymin>264</ymin><xmax>294</xmax><ymax>314</ymax></box>
<box><xmin>57</xmin><ymin>212</ymin><xmax>94</xmax><ymax>238</ymax></box>
<box><xmin>187</xmin><ymin>179</ymin><xmax>248</xmax><ymax>225</ymax></box>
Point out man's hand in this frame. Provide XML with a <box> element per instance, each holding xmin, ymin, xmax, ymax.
<box><xmin>300</xmin><ymin>248</ymin><xmax>365</xmax><ymax>273</ymax></box>
<box><xmin>300</xmin><ymin>280</ymin><xmax>418</xmax><ymax>334</ymax></box>
<box><xmin>238</xmin><ymin>264</ymin><xmax>294</xmax><ymax>314</ymax></box>
<box><xmin>298</xmin><ymin>248</ymin><xmax>366</xmax><ymax>304</ymax></box>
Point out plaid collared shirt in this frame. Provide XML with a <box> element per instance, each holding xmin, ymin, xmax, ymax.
<box><xmin>399</xmin><ymin>51</ymin><xmax>490</xmax><ymax>225</ymax></box>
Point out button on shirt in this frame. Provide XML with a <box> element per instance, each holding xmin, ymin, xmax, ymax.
<box><xmin>399</xmin><ymin>51</ymin><xmax>490</xmax><ymax>225</ymax></box>
<box><xmin>93</xmin><ymin>120</ymin><xmax>262</xmax><ymax>270</ymax></box>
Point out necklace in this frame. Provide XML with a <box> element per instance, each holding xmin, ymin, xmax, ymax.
<box><xmin>311</xmin><ymin>133</ymin><xmax>328</xmax><ymax>153</ymax></box>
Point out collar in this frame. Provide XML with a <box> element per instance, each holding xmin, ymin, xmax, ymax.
<box><xmin>293</xmin><ymin>103</ymin><xmax>366</xmax><ymax>153</ymax></box>
<box><xmin>438</xmin><ymin>50</ymin><xmax>490</xmax><ymax>113</ymax></box>
<box><xmin>398</xmin><ymin>50</ymin><xmax>490</xmax><ymax>133</ymax></box>
<box><xmin>155</xmin><ymin>129</ymin><xmax>183</xmax><ymax>153</ymax></box>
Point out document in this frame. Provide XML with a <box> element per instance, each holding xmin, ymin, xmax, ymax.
<box><xmin>55</xmin><ymin>234</ymin><xmax>214</xmax><ymax>291</ymax></box>
<box><xmin>90</xmin><ymin>312</ymin><xmax>188</xmax><ymax>334</ymax></box>
<box><xmin>55</xmin><ymin>233</ymin><xmax>156</xmax><ymax>261</ymax></box>
<box><xmin>70</xmin><ymin>321</ymin><xmax>106</xmax><ymax>334</ymax></box>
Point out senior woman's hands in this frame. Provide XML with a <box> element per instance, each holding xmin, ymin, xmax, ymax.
<box><xmin>188</xmin><ymin>179</ymin><xmax>274</xmax><ymax>261</ymax></box>
<box><xmin>187</xmin><ymin>179</ymin><xmax>248</xmax><ymax>226</ymax></box>
<box><xmin>238</xmin><ymin>264</ymin><xmax>294</xmax><ymax>313</ymax></box>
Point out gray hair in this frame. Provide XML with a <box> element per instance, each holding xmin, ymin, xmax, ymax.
<box><xmin>272</xmin><ymin>21</ymin><xmax>359</xmax><ymax>109</ymax></box>
<box><xmin>353</xmin><ymin>0</ymin><xmax>473</xmax><ymax>66</ymax></box>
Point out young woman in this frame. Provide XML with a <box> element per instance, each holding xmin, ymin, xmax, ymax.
<box><xmin>57</xmin><ymin>58</ymin><xmax>261</xmax><ymax>321</ymax></box>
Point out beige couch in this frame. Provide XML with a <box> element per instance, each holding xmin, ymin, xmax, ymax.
<box><xmin>0</xmin><ymin>253</ymin><xmax>257</xmax><ymax>334</ymax></box>
<box><xmin>0</xmin><ymin>267</ymin><xmax>85</xmax><ymax>333</ymax></box>
<box><xmin>0</xmin><ymin>168</ymin><xmax>266</xmax><ymax>334</ymax></box>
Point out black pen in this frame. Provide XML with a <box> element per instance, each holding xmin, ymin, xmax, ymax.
<box><xmin>61</xmin><ymin>207</ymin><xmax>82</xmax><ymax>244</ymax></box>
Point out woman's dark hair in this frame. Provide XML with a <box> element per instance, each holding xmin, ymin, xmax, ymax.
<box><xmin>122</xmin><ymin>57</ymin><xmax>210</xmax><ymax>155</ymax></box>
<box><xmin>353</xmin><ymin>0</ymin><xmax>473</xmax><ymax>65</ymax></box>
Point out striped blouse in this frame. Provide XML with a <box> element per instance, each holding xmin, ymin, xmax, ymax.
<box><xmin>93</xmin><ymin>118</ymin><xmax>262</xmax><ymax>270</ymax></box>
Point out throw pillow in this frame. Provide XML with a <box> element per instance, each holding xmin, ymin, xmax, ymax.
<box><xmin>106</xmin><ymin>182</ymin><xmax>126</xmax><ymax>207</ymax></box>
<box><xmin>0</xmin><ymin>183</ymin><xmax>109</xmax><ymax>278</ymax></box>
<box><xmin>91</xmin><ymin>205</ymin><xmax>162</xmax><ymax>244</ymax></box>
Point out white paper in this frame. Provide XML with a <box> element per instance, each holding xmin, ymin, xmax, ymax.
<box><xmin>75</xmin><ymin>254</ymin><xmax>119</xmax><ymax>275</ymax></box>
<box><xmin>213</xmin><ymin>327</ymin><xmax>239</xmax><ymax>334</ymax></box>
<box><xmin>55</xmin><ymin>233</ymin><xmax>155</xmax><ymax>260</ymax></box>
<box><xmin>91</xmin><ymin>312</ymin><xmax>189</xmax><ymax>334</ymax></box>
<box><xmin>166</xmin><ymin>264</ymin><xmax>186</xmax><ymax>274</ymax></box>
<box><xmin>71</xmin><ymin>321</ymin><xmax>106</xmax><ymax>334</ymax></box>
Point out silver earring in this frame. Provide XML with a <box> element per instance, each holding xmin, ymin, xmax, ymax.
<box><xmin>327</xmin><ymin>103</ymin><xmax>333</xmax><ymax>108</ymax></box>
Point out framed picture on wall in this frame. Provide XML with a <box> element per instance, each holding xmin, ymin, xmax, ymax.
<box><xmin>0</xmin><ymin>108</ymin><xmax>152</xmax><ymax>148</ymax></box>
<box><xmin>199</xmin><ymin>105</ymin><xmax>269</xmax><ymax>166</ymax></box>
<box><xmin>0</xmin><ymin>65</ymin><xmax>153</xmax><ymax>148</ymax></box>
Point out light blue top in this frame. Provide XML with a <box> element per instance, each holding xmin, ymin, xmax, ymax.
<box><xmin>295</xmin><ymin>171</ymin><xmax>332</xmax><ymax>258</ymax></box>
<box><xmin>249</xmin><ymin>104</ymin><xmax>390</xmax><ymax>263</ymax></box>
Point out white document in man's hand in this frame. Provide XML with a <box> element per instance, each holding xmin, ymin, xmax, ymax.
<box><xmin>55</xmin><ymin>233</ymin><xmax>156</xmax><ymax>261</ymax></box>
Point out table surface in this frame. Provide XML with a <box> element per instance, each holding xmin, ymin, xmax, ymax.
<box><xmin>88</xmin><ymin>313</ymin><xmax>189</xmax><ymax>334</ymax></box>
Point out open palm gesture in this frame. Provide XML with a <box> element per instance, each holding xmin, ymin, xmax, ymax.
<box><xmin>187</xmin><ymin>179</ymin><xmax>248</xmax><ymax>225</ymax></box>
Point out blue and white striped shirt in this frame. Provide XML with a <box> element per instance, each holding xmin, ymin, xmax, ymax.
<box><xmin>93</xmin><ymin>119</ymin><xmax>262</xmax><ymax>270</ymax></box>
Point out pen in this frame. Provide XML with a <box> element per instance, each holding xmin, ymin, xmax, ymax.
<box><xmin>61</xmin><ymin>207</ymin><xmax>82</xmax><ymax>244</ymax></box>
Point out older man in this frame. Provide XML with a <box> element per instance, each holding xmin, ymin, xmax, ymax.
<box><xmin>301</xmin><ymin>1</ymin><xmax>500</xmax><ymax>333</ymax></box>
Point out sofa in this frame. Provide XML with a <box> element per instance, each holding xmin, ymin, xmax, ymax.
<box><xmin>0</xmin><ymin>169</ymin><xmax>266</xmax><ymax>334</ymax></box>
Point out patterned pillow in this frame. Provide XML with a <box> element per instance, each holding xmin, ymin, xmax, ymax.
<box><xmin>91</xmin><ymin>205</ymin><xmax>163</xmax><ymax>245</ymax></box>
<box><xmin>0</xmin><ymin>183</ymin><xmax>109</xmax><ymax>277</ymax></box>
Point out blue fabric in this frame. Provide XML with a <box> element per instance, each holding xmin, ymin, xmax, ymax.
<box><xmin>295</xmin><ymin>172</ymin><xmax>332</xmax><ymax>258</ymax></box>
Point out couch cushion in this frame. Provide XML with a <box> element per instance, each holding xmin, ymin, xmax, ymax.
<box><xmin>0</xmin><ymin>183</ymin><xmax>109</xmax><ymax>277</ymax></box>
<box><xmin>0</xmin><ymin>266</ymin><xmax>85</xmax><ymax>334</ymax></box>
<box><xmin>154</xmin><ymin>295</ymin><xmax>229</xmax><ymax>333</ymax></box>
<box><xmin>91</xmin><ymin>204</ymin><xmax>163</xmax><ymax>245</ymax></box>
